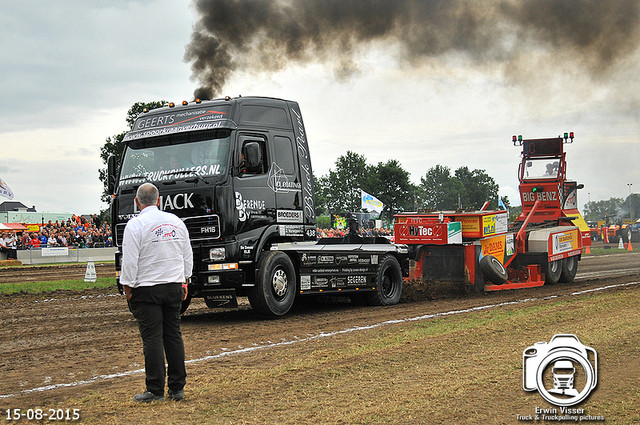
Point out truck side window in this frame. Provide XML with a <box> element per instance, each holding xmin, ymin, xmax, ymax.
<box><xmin>273</xmin><ymin>136</ymin><xmax>295</xmax><ymax>175</ymax></box>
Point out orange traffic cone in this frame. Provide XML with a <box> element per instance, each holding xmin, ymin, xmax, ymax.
<box><xmin>585</xmin><ymin>245</ymin><xmax>591</xmax><ymax>254</ymax></box>
<box><xmin>629</xmin><ymin>240</ymin><xmax>633</xmax><ymax>252</ymax></box>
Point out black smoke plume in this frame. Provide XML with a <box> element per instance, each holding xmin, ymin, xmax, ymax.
<box><xmin>184</xmin><ymin>0</ymin><xmax>640</xmax><ymax>100</ymax></box>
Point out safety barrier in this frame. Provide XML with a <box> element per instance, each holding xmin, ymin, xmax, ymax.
<box><xmin>15</xmin><ymin>247</ymin><xmax>117</xmax><ymax>265</ymax></box>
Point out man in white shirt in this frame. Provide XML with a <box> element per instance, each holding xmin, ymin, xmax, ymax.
<box><xmin>0</xmin><ymin>232</ymin><xmax>10</xmax><ymax>259</ymax></box>
<box><xmin>1</xmin><ymin>232</ymin><xmax>17</xmax><ymax>259</ymax></box>
<box><xmin>121</xmin><ymin>183</ymin><xmax>193</xmax><ymax>402</ymax></box>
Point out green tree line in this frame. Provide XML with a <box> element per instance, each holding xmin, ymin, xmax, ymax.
<box><xmin>583</xmin><ymin>194</ymin><xmax>640</xmax><ymax>222</ymax></box>
<box><xmin>314</xmin><ymin>151</ymin><xmax>504</xmax><ymax>223</ymax></box>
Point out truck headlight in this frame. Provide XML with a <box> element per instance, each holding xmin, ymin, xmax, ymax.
<box><xmin>209</xmin><ymin>247</ymin><xmax>226</xmax><ymax>261</ymax></box>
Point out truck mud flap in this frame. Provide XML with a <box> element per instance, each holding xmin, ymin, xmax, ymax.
<box><xmin>203</xmin><ymin>289</ymin><xmax>238</xmax><ymax>309</ymax></box>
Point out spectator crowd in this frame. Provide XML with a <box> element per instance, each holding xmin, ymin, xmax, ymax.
<box><xmin>12</xmin><ymin>214</ymin><xmax>113</xmax><ymax>250</ymax></box>
<box><xmin>316</xmin><ymin>226</ymin><xmax>393</xmax><ymax>239</ymax></box>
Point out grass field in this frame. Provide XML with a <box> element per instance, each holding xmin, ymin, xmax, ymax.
<box><xmin>0</xmin><ymin>277</ymin><xmax>114</xmax><ymax>295</ymax></box>
<box><xmin>586</xmin><ymin>246</ymin><xmax>635</xmax><ymax>256</ymax></box>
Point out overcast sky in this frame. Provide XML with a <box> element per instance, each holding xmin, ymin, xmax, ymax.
<box><xmin>1</xmin><ymin>0</ymin><xmax>638</xmax><ymax>216</ymax></box>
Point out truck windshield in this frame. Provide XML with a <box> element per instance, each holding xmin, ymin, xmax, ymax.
<box><xmin>119</xmin><ymin>129</ymin><xmax>231</xmax><ymax>186</ymax></box>
<box><xmin>522</xmin><ymin>158</ymin><xmax>559</xmax><ymax>180</ymax></box>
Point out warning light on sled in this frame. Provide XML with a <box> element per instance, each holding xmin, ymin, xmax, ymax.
<box><xmin>532</xmin><ymin>186</ymin><xmax>544</xmax><ymax>193</ymax></box>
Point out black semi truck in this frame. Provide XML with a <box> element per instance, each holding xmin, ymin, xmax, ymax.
<box><xmin>107</xmin><ymin>96</ymin><xmax>408</xmax><ymax>316</ymax></box>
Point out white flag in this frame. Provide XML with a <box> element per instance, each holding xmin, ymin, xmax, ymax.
<box><xmin>0</xmin><ymin>177</ymin><xmax>14</xmax><ymax>200</ymax></box>
<box><xmin>361</xmin><ymin>189</ymin><xmax>384</xmax><ymax>214</ymax></box>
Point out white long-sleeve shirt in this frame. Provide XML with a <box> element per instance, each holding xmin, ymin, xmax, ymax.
<box><xmin>120</xmin><ymin>205</ymin><xmax>193</xmax><ymax>288</ymax></box>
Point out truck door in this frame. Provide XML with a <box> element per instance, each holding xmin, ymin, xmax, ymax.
<box><xmin>233</xmin><ymin>133</ymin><xmax>276</xmax><ymax>237</ymax></box>
<box><xmin>269</xmin><ymin>134</ymin><xmax>305</xmax><ymax>233</ymax></box>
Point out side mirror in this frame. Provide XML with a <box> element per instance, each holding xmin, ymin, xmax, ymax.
<box><xmin>243</xmin><ymin>142</ymin><xmax>262</xmax><ymax>170</ymax></box>
<box><xmin>107</xmin><ymin>155</ymin><xmax>117</xmax><ymax>194</ymax></box>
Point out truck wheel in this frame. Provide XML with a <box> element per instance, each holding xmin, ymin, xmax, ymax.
<box><xmin>366</xmin><ymin>255</ymin><xmax>403</xmax><ymax>306</ymax></box>
<box><xmin>479</xmin><ymin>255</ymin><xmax>508</xmax><ymax>285</ymax></box>
<box><xmin>559</xmin><ymin>256</ymin><xmax>578</xmax><ymax>283</ymax></box>
<box><xmin>248</xmin><ymin>251</ymin><xmax>296</xmax><ymax>316</ymax></box>
<box><xmin>545</xmin><ymin>259</ymin><xmax>562</xmax><ymax>285</ymax></box>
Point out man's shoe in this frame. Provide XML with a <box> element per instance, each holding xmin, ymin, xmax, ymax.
<box><xmin>167</xmin><ymin>389</ymin><xmax>184</xmax><ymax>401</ymax></box>
<box><xmin>133</xmin><ymin>391</ymin><xmax>165</xmax><ymax>403</ymax></box>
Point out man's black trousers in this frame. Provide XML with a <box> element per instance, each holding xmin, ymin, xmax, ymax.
<box><xmin>130</xmin><ymin>283</ymin><xmax>186</xmax><ymax>396</ymax></box>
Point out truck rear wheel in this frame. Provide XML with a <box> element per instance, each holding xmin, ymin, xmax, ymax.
<box><xmin>545</xmin><ymin>259</ymin><xmax>562</xmax><ymax>285</ymax></box>
<box><xmin>248</xmin><ymin>251</ymin><xmax>296</xmax><ymax>316</ymax></box>
<box><xmin>559</xmin><ymin>256</ymin><xmax>578</xmax><ymax>283</ymax></box>
<box><xmin>366</xmin><ymin>255</ymin><xmax>403</xmax><ymax>306</ymax></box>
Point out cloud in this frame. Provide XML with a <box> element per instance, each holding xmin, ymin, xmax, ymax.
<box><xmin>185</xmin><ymin>0</ymin><xmax>640</xmax><ymax>100</ymax></box>
<box><xmin>0</xmin><ymin>0</ymin><xmax>194</xmax><ymax>132</ymax></box>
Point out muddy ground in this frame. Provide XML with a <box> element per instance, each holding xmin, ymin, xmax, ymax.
<box><xmin>0</xmin><ymin>247</ymin><xmax>638</xmax><ymax>419</ymax></box>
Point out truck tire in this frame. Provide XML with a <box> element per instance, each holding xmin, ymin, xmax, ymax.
<box><xmin>545</xmin><ymin>259</ymin><xmax>562</xmax><ymax>285</ymax></box>
<box><xmin>559</xmin><ymin>256</ymin><xmax>578</xmax><ymax>283</ymax></box>
<box><xmin>248</xmin><ymin>251</ymin><xmax>296</xmax><ymax>316</ymax></box>
<box><xmin>366</xmin><ymin>255</ymin><xmax>403</xmax><ymax>306</ymax></box>
<box><xmin>479</xmin><ymin>255</ymin><xmax>508</xmax><ymax>285</ymax></box>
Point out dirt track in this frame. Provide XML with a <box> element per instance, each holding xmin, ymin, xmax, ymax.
<box><xmin>0</xmin><ymin>249</ymin><xmax>639</xmax><ymax>410</ymax></box>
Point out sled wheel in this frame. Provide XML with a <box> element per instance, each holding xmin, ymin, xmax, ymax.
<box><xmin>559</xmin><ymin>256</ymin><xmax>578</xmax><ymax>283</ymax></box>
<box><xmin>545</xmin><ymin>259</ymin><xmax>562</xmax><ymax>285</ymax></box>
<box><xmin>366</xmin><ymin>255</ymin><xmax>403</xmax><ymax>306</ymax></box>
<box><xmin>479</xmin><ymin>255</ymin><xmax>508</xmax><ymax>285</ymax></box>
<box><xmin>248</xmin><ymin>251</ymin><xmax>296</xmax><ymax>316</ymax></box>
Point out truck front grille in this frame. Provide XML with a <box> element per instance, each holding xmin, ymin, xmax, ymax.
<box><xmin>115</xmin><ymin>224</ymin><xmax>125</xmax><ymax>247</ymax></box>
<box><xmin>184</xmin><ymin>215</ymin><xmax>221</xmax><ymax>241</ymax></box>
